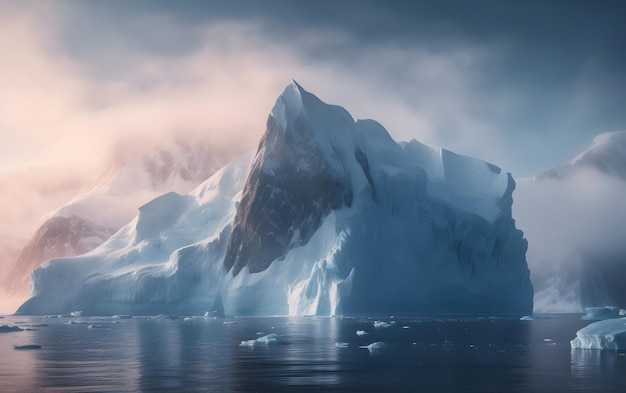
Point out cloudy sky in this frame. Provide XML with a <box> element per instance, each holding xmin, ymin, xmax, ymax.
<box><xmin>1</xmin><ymin>0</ymin><xmax>625</xmax><ymax>178</ymax></box>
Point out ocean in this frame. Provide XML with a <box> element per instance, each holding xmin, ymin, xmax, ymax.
<box><xmin>1</xmin><ymin>314</ymin><xmax>624</xmax><ymax>392</ymax></box>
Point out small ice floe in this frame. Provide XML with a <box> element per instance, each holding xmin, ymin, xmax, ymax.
<box><xmin>402</xmin><ymin>326</ymin><xmax>410</xmax><ymax>329</ymax></box>
<box><xmin>87</xmin><ymin>324</ymin><xmax>108</xmax><ymax>329</ymax></box>
<box><xmin>543</xmin><ymin>338</ymin><xmax>553</xmax><ymax>342</ymax></box>
<box><xmin>359</xmin><ymin>342</ymin><xmax>387</xmax><ymax>351</ymax></box>
<box><xmin>373</xmin><ymin>321</ymin><xmax>391</xmax><ymax>328</ymax></box>
<box><xmin>13</xmin><ymin>344</ymin><xmax>41</xmax><ymax>350</ymax></box>
<box><xmin>582</xmin><ymin>306</ymin><xmax>622</xmax><ymax>321</ymax></box>
<box><xmin>0</xmin><ymin>325</ymin><xmax>23</xmax><ymax>333</ymax></box>
<box><xmin>335</xmin><ymin>342</ymin><xmax>349</xmax><ymax>348</ymax></box>
<box><xmin>571</xmin><ymin>317</ymin><xmax>626</xmax><ymax>350</ymax></box>
<box><xmin>154</xmin><ymin>314</ymin><xmax>178</xmax><ymax>320</ymax></box>
<box><xmin>70</xmin><ymin>311</ymin><xmax>83</xmax><ymax>317</ymax></box>
<box><xmin>240</xmin><ymin>333</ymin><xmax>278</xmax><ymax>347</ymax></box>
<box><xmin>112</xmin><ymin>315</ymin><xmax>132</xmax><ymax>319</ymax></box>
<box><xmin>356</xmin><ymin>330</ymin><xmax>369</xmax><ymax>336</ymax></box>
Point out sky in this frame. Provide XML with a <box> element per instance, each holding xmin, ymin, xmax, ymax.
<box><xmin>1</xmin><ymin>0</ymin><xmax>625</xmax><ymax>179</ymax></box>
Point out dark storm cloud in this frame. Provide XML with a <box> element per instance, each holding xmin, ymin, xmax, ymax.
<box><xmin>53</xmin><ymin>0</ymin><xmax>626</xmax><ymax>176</ymax></box>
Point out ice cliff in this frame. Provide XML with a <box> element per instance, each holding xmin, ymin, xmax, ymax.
<box><xmin>18</xmin><ymin>81</ymin><xmax>533</xmax><ymax>316</ymax></box>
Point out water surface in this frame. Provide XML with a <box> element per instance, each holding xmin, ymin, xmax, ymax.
<box><xmin>1</xmin><ymin>314</ymin><xmax>624</xmax><ymax>392</ymax></box>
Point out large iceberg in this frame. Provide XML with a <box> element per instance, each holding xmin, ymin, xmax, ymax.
<box><xmin>18</xmin><ymin>81</ymin><xmax>533</xmax><ymax>317</ymax></box>
<box><xmin>570</xmin><ymin>317</ymin><xmax>626</xmax><ymax>350</ymax></box>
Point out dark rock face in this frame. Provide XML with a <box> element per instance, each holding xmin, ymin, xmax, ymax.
<box><xmin>224</xmin><ymin>115</ymin><xmax>352</xmax><ymax>276</ymax></box>
<box><xmin>6</xmin><ymin>215</ymin><xmax>115</xmax><ymax>293</ymax></box>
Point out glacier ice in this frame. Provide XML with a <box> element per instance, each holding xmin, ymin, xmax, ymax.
<box><xmin>570</xmin><ymin>318</ymin><xmax>626</xmax><ymax>350</ymax></box>
<box><xmin>581</xmin><ymin>306</ymin><xmax>623</xmax><ymax>320</ymax></box>
<box><xmin>18</xmin><ymin>81</ymin><xmax>532</xmax><ymax>317</ymax></box>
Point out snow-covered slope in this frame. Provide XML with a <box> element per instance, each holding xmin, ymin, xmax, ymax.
<box><xmin>18</xmin><ymin>81</ymin><xmax>533</xmax><ymax>316</ymax></box>
<box><xmin>6</xmin><ymin>135</ymin><xmax>236</xmax><ymax>303</ymax></box>
<box><xmin>538</xmin><ymin>131</ymin><xmax>626</xmax><ymax>181</ymax></box>
<box><xmin>514</xmin><ymin>131</ymin><xmax>626</xmax><ymax>312</ymax></box>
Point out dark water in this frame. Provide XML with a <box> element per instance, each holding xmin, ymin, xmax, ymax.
<box><xmin>1</xmin><ymin>314</ymin><xmax>625</xmax><ymax>392</ymax></box>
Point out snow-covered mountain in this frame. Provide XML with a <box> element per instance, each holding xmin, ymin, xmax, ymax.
<box><xmin>514</xmin><ymin>131</ymin><xmax>626</xmax><ymax>312</ymax></box>
<box><xmin>538</xmin><ymin>131</ymin><xmax>626</xmax><ymax>181</ymax></box>
<box><xmin>6</xmin><ymin>134</ymin><xmax>237</xmax><ymax>301</ymax></box>
<box><xmin>18</xmin><ymin>81</ymin><xmax>533</xmax><ymax>317</ymax></box>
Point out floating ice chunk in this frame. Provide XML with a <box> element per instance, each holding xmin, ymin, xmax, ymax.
<box><xmin>570</xmin><ymin>317</ymin><xmax>626</xmax><ymax>350</ymax></box>
<box><xmin>240</xmin><ymin>333</ymin><xmax>279</xmax><ymax>347</ymax></box>
<box><xmin>0</xmin><ymin>325</ymin><xmax>23</xmax><ymax>333</ymax></box>
<box><xmin>359</xmin><ymin>342</ymin><xmax>387</xmax><ymax>351</ymax></box>
<box><xmin>520</xmin><ymin>315</ymin><xmax>535</xmax><ymax>320</ymax></box>
<box><xmin>112</xmin><ymin>315</ymin><xmax>132</xmax><ymax>319</ymax></box>
<box><xmin>70</xmin><ymin>311</ymin><xmax>83</xmax><ymax>317</ymax></box>
<box><xmin>335</xmin><ymin>342</ymin><xmax>349</xmax><ymax>348</ymax></box>
<box><xmin>582</xmin><ymin>306</ymin><xmax>621</xmax><ymax>320</ymax></box>
<box><xmin>402</xmin><ymin>326</ymin><xmax>410</xmax><ymax>329</ymax></box>
<box><xmin>373</xmin><ymin>321</ymin><xmax>391</xmax><ymax>328</ymax></box>
<box><xmin>154</xmin><ymin>314</ymin><xmax>178</xmax><ymax>320</ymax></box>
<box><xmin>239</xmin><ymin>339</ymin><xmax>257</xmax><ymax>347</ymax></box>
<box><xmin>543</xmin><ymin>338</ymin><xmax>553</xmax><ymax>342</ymax></box>
<box><xmin>13</xmin><ymin>344</ymin><xmax>41</xmax><ymax>350</ymax></box>
<box><xmin>356</xmin><ymin>330</ymin><xmax>369</xmax><ymax>336</ymax></box>
<box><xmin>256</xmin><ymin>333</ymin><xmax>278</xmax><ymax>344</ymax></box>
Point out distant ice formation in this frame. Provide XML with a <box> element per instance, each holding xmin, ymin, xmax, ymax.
<box><xmin>581</xmin><ymin>306</ymin><xmax>623</xmax><ymax>320</ymax></box>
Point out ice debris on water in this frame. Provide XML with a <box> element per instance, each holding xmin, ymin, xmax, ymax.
<box><xmin>240</xmin><ymin>333</ymin><xmax>279</xmax><ymax>347</ymax></box>
<box><xmin>13</xmin><ymin>344</ymin><xmax>42</xmax><ymax>350</ymax></box>
<box><xmin>0</xmin><ymin>325</ymin><xmax>23</xmax><ymax>333</ymax></box>
<box><xmin>335</xmin><ymin>342</ymin><xmax>349</xmax><ymax>348</ymax></box>
<box><xmin>112</xmin><ymin>315</ymin><xmax>132</xmax><ymax>319</ymax></box>
<box><xmin>373</xmin><ymin>321</ymin><xmax>391</xmax><ymax>328</ymax></box>
<box><xmin>356</xmin><ymin>330</ymin><xmax>369</xmax><ymax>336</ymax></box>
<box><xmin>359</xmin><ymin>342</ymin><xmax>387</xmax><ymax>351</ymax></box>
<box><xmin>70</xmin><ymin>311</ymin><xmax>83</xmax><ymax>317</ymax></box>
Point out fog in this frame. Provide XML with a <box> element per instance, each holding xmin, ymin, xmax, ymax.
<box><xmin>514</xmin><ymin>169</ymin><xmax>626</xmax><ymax>312</ymax></box>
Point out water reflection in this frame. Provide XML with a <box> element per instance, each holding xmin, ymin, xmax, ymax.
<box><xmin>229</xmin><ymin>317</ymin><xmax>342</xmax><ymax>391</ymax></box>
<box><xmin>1</xmin><ymin>315</ymin><xmax>626</xmax><ymax>392</ymax></box>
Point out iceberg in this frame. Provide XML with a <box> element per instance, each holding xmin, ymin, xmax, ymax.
<box><xmin>18</xmin><ymin>81</ymin><xmax>532</xmax><ymax>317</ymax></box>
<box><xmin>581</xmin><ymin>306</ymin><xmax>622</xmax><ymax>320</ymax></box>
<box><xmin>570</xmin><ymin>318</ymin><xmax>626</xmax><ymax>350</ymax></box>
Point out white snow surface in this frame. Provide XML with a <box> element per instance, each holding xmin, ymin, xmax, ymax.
<box><xmin>19</xmin><ymin>81</ymin><xmax>532</xmax><ymax>317</ymax></box>
<box><xmin>570</xmin><ymin>317</ymin><xmax>626</xmax><ymax>350</ymax></box>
